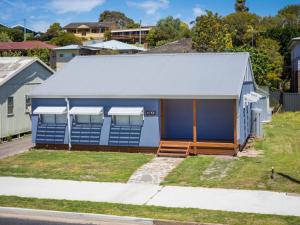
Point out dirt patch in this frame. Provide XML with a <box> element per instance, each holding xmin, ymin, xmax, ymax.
<box><xmin>238</xmin><ymin>138</ymin><xmax>263</xmax><ymax>158</ymax></box>
<box><xmin>200</xmin><ymin>158</ymin><xmax>235</xmax><ymax>181</ymax></box>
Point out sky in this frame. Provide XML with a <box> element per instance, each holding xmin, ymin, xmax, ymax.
<box><xmin>0</xmin><ymin>0</ymin><xmax>299</xmax><ymax>32</ymax></box>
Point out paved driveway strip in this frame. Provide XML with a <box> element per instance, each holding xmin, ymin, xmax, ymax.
<box><xmin>0</xmin><ymin>177</ymin><xmax>300</xmax><ymax>217</ymax></box>
<box><xmin>0</xmin><ymin>136</ymin><xmax>33</xmax><ymax>159</ymax></box>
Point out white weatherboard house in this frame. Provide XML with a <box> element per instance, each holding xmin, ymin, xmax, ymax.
<box><xmin>0</xmin><ymin>57</ymin><xmax>53</xmax><ymax>140</ymax></box>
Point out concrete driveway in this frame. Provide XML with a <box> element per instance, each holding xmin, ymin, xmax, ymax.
<box><xmin>0</xmin><ymin>136</ymin><xmax>33</xmax><ymax>159</ymax></box>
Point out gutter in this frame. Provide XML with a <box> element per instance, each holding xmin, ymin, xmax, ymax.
<box><xmin>65</xmin><ymin>98</ymin><xmax>72</xmax><ymax>150</ymax></box>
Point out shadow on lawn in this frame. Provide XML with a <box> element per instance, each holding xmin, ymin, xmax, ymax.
<box><xmin>276</xmin><ymin>172</ymin><xmax>300</xmax><ymax>184</ymax></box>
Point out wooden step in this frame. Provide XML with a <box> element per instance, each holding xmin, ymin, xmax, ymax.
<box><xmin>157</xmin><ymin>141</ymin><xmax>190</xmax><ymax>158</ymax></box>
<box><xmin>158</xmin><ymin>148</ymin><xmax>187</xmax><ymax>153</ymax></box>
<box><xmin>157</xmin><ymin>152</ymin><xmax>187</xmax><ymax>158</ymax></box>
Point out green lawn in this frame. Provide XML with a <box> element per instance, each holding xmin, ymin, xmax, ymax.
<box><xmin>0</xmin><ymin>196</ymin><xmax>299</xmax><ymax>225</ymax></box>
<box><xmin>163</xmin><ymin>112</ymin><xmax>300</xmax><ymax>193</ymax></box>
<box><xmin>0</xmin><ymin>150</ymin><xmax>153</xmax><ymax>182</ymax></box>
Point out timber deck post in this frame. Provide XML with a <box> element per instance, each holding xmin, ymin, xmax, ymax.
<box><xmin>233</xmin><ymin>99</ymin><xmax>237</xmax><ymax>146</ymax></box>
<box><xmin>160</xmin><ymin>99</ymin><xmax>165</xmax><ymax>139</ymax></box>
<box><xmin>193</xmin><ymin>99</ymin><xmax>197</xmax><ymax>148</ymax></box>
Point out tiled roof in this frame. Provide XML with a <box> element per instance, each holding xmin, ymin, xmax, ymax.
<box><xmin>63</xmin><ymin>22</ymin><xmax>114</xmax><ymax>29</ymax></box>
<box><xmin>0</xmin><ymin>41</ymin><xmax>57</xmax><ymax>50</ymax></box>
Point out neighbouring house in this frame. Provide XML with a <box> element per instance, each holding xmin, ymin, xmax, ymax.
<box><xmin>289</xmin><ymin>37</ymin><xmax>300</xmax><ymax>93</ymax></box>
<box><xmin>142</xmin><ymin>38</ymin><xmax>196</xmax><ymax>54</ymax></box>
<box><xmin>29</xmin><ymin>53</ymin><xmax>268</xmax><ymax>157</ymax></box>
<box><xmin>86</xmin><ymin>40</ymin><xmax>146</xmax><ymax>53</ymax></box>
<box><xmin>63</xmin><ymin>22</ymin><xmax>116</xmax><ymax>40</ymax></box>
<box><xmin>53</xmin><ymin>45</ymin><xmax>97</xmax><ymax>70</ymax></box>
<box><xmin>110</xmin><ymin>26</ymin><xmax>152</xmax><ymax>44</ymax></box>
<box><xmin>0</xmin><ymin>23</ymin><xmax>8</xmax><ymax>29</ymax></box>
<box><xmin>11</xmin><ymin>24</ymin><xmax>39</xmax><ymax>36</ymax></box>
<box><xmin>0</xmin><ymin>57</ymin><xmax>54</xmax><ymax>141</ymax></box>
<box><xmin>0</xmin><ymin>41</ymin><xmax>57</xmax><ymax>68</ymax></box>
<box><xmin>54</xmin><ymin>41</ymin><xmax>145</xmax><ymax>69</ymax></box>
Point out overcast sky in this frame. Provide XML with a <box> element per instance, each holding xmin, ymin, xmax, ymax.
<box><xmin>0</xmin><ymin>0</ymin><xmax>299</xmax><ymax>32</ymax></box>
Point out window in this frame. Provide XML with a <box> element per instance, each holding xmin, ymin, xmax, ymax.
<box><xmin>7</xmin><ymin>97</ymin><xmax>14</xmax><ymax>116</ymax></box>
<box><xmin>42</xmin><ymin>114</ymin><xmax>67</xmax><ymax>124</ymax></box>
<box><xmin>42</xmin><ymin>114</ymin><xmax>55</xmax><ymax>124</ymax></box>
<box><xmin>25</xmin><ymin>96</ymin><xmax>31</xmax><ymax>112</ymax></box>
<box><xmin>56</xmin><ymin>114</ymin><xmax>67</xmax><ymax>124</ymax></box>
<box><xmin>113</xmin><ymin>115</ymin><xmax>143</xmax><ymax>126</ymax></box>
<box><xmin>76</xmin><ymin>115</ymin><xmax>103</xmax><ymax>124</ymax></box>
<box><xmin>59</xmin><ymin>53</ymin><xmax>64</xmax><ymax>57</ymax></box>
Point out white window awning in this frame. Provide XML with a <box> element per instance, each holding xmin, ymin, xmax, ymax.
<box><xmin>33</xmin><ymin>106</ymin><xmax>67</xmax><ymax>115</ymax></box>
<box><xmin>69</xmin><ymin>107</ymin><xmax>103</xmax><ymax>115</ymax></box>
<box><xmin>108</xmin><ymin>107</ymin><xmax>144</xmax><ymax>116</ymax></box>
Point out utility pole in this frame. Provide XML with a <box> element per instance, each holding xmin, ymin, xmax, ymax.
<box><xmin>139</xmin><ymin>20</ymin><xmax>142</xmax><ymax>45</ymax></box>
<box><xmin>23</xmin><ymin>18</ymin><xmax>26</xmax><ymax>41</ymax></box>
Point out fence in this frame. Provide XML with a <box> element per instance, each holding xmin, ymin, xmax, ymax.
<box><xmin>270</xmin><ymin>91</ymin><xmax>300</xmax><ymax>112</ymax></box>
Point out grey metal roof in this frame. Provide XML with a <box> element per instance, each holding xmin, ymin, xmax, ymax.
<box><xmin>0</xmin><ymin>57</ymin><xmax>54</xmax><ymax>87</ymax></box>
<box><xmin>29</xmin><ymin>53</ymin><xmax>251</xmax><ymax>99</ymax></box>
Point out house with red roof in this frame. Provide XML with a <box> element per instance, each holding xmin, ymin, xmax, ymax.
<box><xmin>0</xmin><ymin>41</ymin><xmax>56</xmax><ymax>51</ymax></box>
<box><xmin>0</xmin><ymin>41</ymin><xmax>57</xmax><ymax>68</ymax></box>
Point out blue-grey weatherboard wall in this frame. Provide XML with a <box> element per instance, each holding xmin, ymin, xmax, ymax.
<box><xmin>32</xmin><ymin>98</ymin><xmax>239</xmax><ymax>147</ymax></box>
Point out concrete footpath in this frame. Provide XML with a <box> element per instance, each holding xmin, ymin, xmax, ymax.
<box><xmin>0</xmin><ymin>177</ymin><xmax>300</xmax><ymax>217</ymax></box>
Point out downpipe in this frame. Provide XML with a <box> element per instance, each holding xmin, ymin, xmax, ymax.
<box><xmin>65</xmin><ymin>98</ymin><xmax>72</xmax><ymax>150</ymax></box>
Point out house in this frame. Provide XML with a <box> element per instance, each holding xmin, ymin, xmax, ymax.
<box><xmin>29</xmin><ymin>53</ymin><xmax>268</xmax><ymax>157</ymax></box>
<box><xmin>11</xmin><ymin>24</ymin><xmax>39</xmax><ymax>36</ymax></box>
<box><xmin>86</xmin><ymin>40</ymin><xmax>146</xmax><ymax>53</ymax></box>
<box><xmin>54</xmin><ymin>41</ymin><xmax>145</xmax><ymax>69</ymax></box>
<box><xmin>0</xmin><ymin>41</ymin><xmax>57</xmax><ymax>52</ymax></box>
<box><xmin>142</xmin><ymin>38</ymin><xmax>196</xmax><ymax>54</ymax></box>
<box><xmin>0</xmin><ymin>23</ymin><xmax>8</xmax><ymax>29</ymax></box>
<box><xmin>53</xmin><ymin>45</ymin><xmax>97</xmax><ymax>70</ymax></box>
<box><xmin>63</xmin><ymin>22</ymin><xmax>116</xmax><ymax>40</ymax></box>
<box><xmin>289</xmin><ymin>37</ymin><xmax>300</xmax><ymax>93</ymax></box>
<box><xmin>0</xmin><ymin>57</ymin><xmax>54</xmax><ymax>141</ymax></box>
<box><xmin>110</xmin><ymin>27</ymin><xmax>152</xmax><ymax>44</ymax></box>
<box><xmin>0</xmin><ymin>41</ymin><xmax>57</xmax><ymax>68</ymax></box>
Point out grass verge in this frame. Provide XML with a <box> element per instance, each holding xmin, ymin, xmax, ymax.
<box><xmin>163</xmin><ymin>112</ymin><xmax>300</xmax><ymax>193</ymax></box>
<box><xmin>0</xmin><ymin>196</ymin><xmax>299</xmax><ymax>225</ymax></box>
<box><xmin>0</xmin><ymin>151</ymin><xmax>154</xmax><ymax>182</ymax></box>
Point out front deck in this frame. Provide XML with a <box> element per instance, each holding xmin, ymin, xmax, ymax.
<box><xmin>157</xmin><ymin>140</ymin><xmax>238</xmax><ymax>157</ymax></box>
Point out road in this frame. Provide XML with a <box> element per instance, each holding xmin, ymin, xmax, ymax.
<box><xmin>0</xmin><ymin>207</ymin><xmax>153</xmax><ymax>225</ymax></box>
<box><xmin>0</xmin><ymin>217</ymin><xmax>93</xmax><ymax>225</ymax></box>
<box><xmin>0</xmin><ymin>136</ymin><xmax>33</xmax><ymax>159</ymax></box>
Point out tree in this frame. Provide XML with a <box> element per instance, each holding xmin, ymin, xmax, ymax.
<box><xmin>0</xmin><ymin>32</ymin><xmax>11</xmax><ymax>42</ymax></box>
<box><xmin>47</xmin><ymin>23</ymin><xmax>63</xmax><ymax>38</ymax></box>
<box><xmin>264</xmin><ymin>25</ymin><xmax>300</xmax><ymax>75</ymax></box>
<box><xmin>27</xmin><ymin>48</ymin><xmax>50</xmax><ymax>65</ymax></box>
<box><xmin>49</xmin><ymin>32</ymin><xmax>82</xmax><ymax>46</ymax></box>
<box><xmin>229</xmin><ymin>46</ymin><xmax>282</xmax><ymax>89</ymax></box>
<box><xmin>192</xmin><ymin>11</ymin><xmax>231</xmax><ymax>52</ymax></box>
<box><xmin>235</xmin><ymin>0</ymin><xmax>249</xmax><ymax>12</ymax></box>
<box><xmin>99</xmin><ymin>10</ymin><xmax>136</xmax><ymax>28</ymax></box>
<box><xmin>146</xmin><ymin>16</ymin><xmax>190</xmax><ymax>47</ymax></box>
<box><xmin>7</xmin><ymin>28</ymin><xmax>23</xmax><ymax>41</ymax></box>
<box><xmin>278</xmin><ymin>4</ymin><xmax>300</xmax><ymax>25</ymax></box>
<box><xmin>224</xmin><ymin>12</ymin><xmax>260</xmax><ymax>46</ymax></box>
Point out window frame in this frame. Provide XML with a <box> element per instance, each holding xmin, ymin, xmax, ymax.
<box><xmin>7</xmin><ymin>96</ymin><xmax>14</xmax><ymax>116</ymax></box>
<box><xmin>75</xmin><ymin>114</ymin><xmax>104</xmax><ymax>125</ymax></box>
<box><xmin>25</xmin><ymin>96</ymin><xmax>31</xmax><ymax>113</ymax></box>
